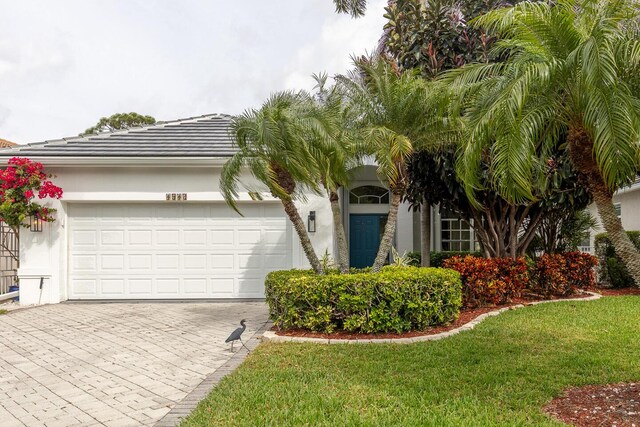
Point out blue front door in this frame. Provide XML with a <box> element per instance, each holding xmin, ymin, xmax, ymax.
<box><xmin>349</xmin><ymin>214</ymin><xmax>387</xmax><ymax>269</ymax></box>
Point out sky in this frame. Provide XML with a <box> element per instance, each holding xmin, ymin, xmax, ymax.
<box><xmin>0</xmin><ymin>0</ymin><xmax>387</xmax><ymax>144</ymax></box>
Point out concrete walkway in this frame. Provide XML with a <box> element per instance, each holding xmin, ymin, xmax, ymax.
<box><xmin>0</xmin><ymin>302</ymin><xmax>268</xmax><ymax>426</ymax></box>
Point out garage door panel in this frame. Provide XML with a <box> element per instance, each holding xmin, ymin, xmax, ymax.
<box><xmin>183</xmin><ymin>230</ymin><xmax>207</xmax><ymax>246</ymax></box>
<box><xmin>213</xmin><ymin>278</ymin><xmax>235</xmax><ymax>295</ymax></box>
<box><xmin>99</xmin><ymin>207</ymin><xmax>126</xmax><ymax>224</ymax></box>
<box><xmin>156</xmin><ymin>254</ymin><xmax>180</xmax><ymax>270</ymax></box>
<box><xmin>156</xmin><ymin>230</ymin><xmax>180</xmax><ymax>246</ymax></box>
<box><xmin>238</xmin><ymin>229</ymin><xmax>261</xmax><ymax>246</ymax></box>
<box><xmin>184</xmin><ymin>278</ymin><xmax>207</xmax><ymax>294</ymax></box>
<box><xmin>100</xmin><ymin>230</ymin><xmax>125</xmax><ymax>246</ymax></box>
<box><xmin>72</xmin><ymin>254</ymin><xmax>97</xmax><ymax>272</ymax></box>
<box><xmin>101</xmin><ymin>254</ymin><xmax>124</xmax><ymax>270</ymax></box>
<box><xmin>72</xmin><ymin>279</ymin><xmax>97</xmax><ymax>295</ymax></box>
<box><xmin>101</xmin><ymin>279</ymin><xmax>125</xmax><ymax>295</ymax></box>
<box><xmin>68</xmin><ymin>203</ymin><xmax>291</xmax><ymax>299</ymax></box>
<box><xmin>157</xmin><ymin>278</ymin><xmax>180</xmax><ymax>294</ymax></box>
<box><xmin>211</xmin><ymin>254</ymin><xmax>234</xmax><ymax>271</ymax></box>
<box><xmin>129</xmin><ymin>254</ymin><xmax>152</xmax><ymax>270</ymax></box>
<box><xmin>129</xmin><ymin>230</ymin><xmax>152</xmax><ymax>246</ymax></box>
<box><xmin>130</xmin><ymin>279</ymin><xmax>153</xmax><ymax>295</ymax></box>
<box><xmin>237</xmin><ymin>278</ymin><xmax>263</xmax><ymax>296</ymax></box>
<box><xmin>71</xmin><ymin>230</ymin><xmax>98</xmax><ymax>247</ymax></box>
<box><xmin>184</xmin><ymin>254</ymin><xmax>207</xmax><ymax>270</ymax></box>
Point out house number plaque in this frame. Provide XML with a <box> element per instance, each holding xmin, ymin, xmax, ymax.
<box><xmin>166</xmin><ymin>193</ymin><xmax>188</xmax><ymax>201</ymax></box>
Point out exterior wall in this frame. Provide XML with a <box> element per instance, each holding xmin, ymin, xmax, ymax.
<box><xmin>587</xmin><ymin>185</ymin><xmax>640</xmax><ymax>252</ymax></box>
<box><xmin>344</xmin><ymin>165</ymin><xmax>415</xmax><ymax>258</ymax></box>
<box><xmin>18</xmin><ymin>165</ymin><xmax>334</xmax><ymax>305</ymax></box>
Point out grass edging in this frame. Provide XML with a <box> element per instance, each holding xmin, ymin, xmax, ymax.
<box><xmin>261</xmin><ymin>291</ymin><xmax>602</xmax><ymax>345</ymax></box>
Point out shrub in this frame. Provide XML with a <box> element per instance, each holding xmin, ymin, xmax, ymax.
<box><xmin>407</xmin><ymin>251</ymin><xmax>483</xmax><ymax>267</ymax></box>
<box><xmin>594</xmin><ymin>232</ymin><xmax>640</xmax><ymax>288</ymax></box>
<box><xmin>265</xmin><ymin>267</ymin><xmax>462</xmax><ymax>334</ymax></box>
<box><xmin>443</xmin><ymin>256</ymin><xmax>529</xmax><ymax>308</ymax></box>
<box><xmin>529</xmin><ymin>252</ymin><xmax>598</xmax><ymax>298</ymax></box>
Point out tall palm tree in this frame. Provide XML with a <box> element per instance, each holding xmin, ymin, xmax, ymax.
<box><xmin>341</xmin><ymin>57</ymin><xmax>435</xmax><ymax>272</ymax></box>
<box><xmin>221</xmin><ymin>91</ymin><xmax>325</xmax><ymax>274</ymax></box>
<box><xmin>307</xmin><ymin>73</ymin><xmax>360</xmax><ymax>273</ymax></box>
<box><xmin>445</xmin><ymin>0</ymin><xmax>640</xmax><ymax>282</ymax></box>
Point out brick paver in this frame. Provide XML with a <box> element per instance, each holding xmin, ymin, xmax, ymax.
<box><xmin>0</xmin><ymin>302</ymin><xmax>268</xmax><ymax>426</ymax></box>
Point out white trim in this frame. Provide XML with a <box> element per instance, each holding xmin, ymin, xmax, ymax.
<box><xmin>60</xmin><ymin>192</ymin><xmax>279</xmax><ymax>202</ymax></box>
<box><xmin>0</xmin><ymin>157</ymin><xmax>230</xmax><ymax>167</ymax></box>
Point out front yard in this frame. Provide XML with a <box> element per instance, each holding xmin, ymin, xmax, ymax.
<box><xmin>183</xmin><ymin>296</ymin><xmax>640</xmax><ymax>426</ymax></box>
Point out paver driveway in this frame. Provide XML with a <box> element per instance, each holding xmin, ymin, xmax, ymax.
<box><xmin>0</xmin><ymin>302</ymin><xmax>269</xmax><ymax>427</ymax></box>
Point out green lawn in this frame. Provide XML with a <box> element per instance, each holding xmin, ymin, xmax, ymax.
<box><xmin>182</xmin><ymin>297</ymin><xmax>640</xmax><ymax>426</ymax></box>
<box><xmin>0</xmin><ymin>309</ymin><xmax>7</xmax><ymax>315</ymax></box>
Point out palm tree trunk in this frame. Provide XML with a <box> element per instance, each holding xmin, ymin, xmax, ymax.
<box><xmin>281</xmin><ymin>199</ymin><xmax>324</xmax><ymax>275</ymax></box>
<box><xmin>591</xmin><ymin>186</ymin><xmax>640</xmax><ymax>285</ymax></box>
<box><xmin>420</xmin><ymin>201</ymin><xmax>431</xmax><ymax>267</ymax></box>
<box><xmin>329</xmin><ymin>190</ymin><xmax>349</xmax><ymax>273</ymax></box>
<box><xmin>372</xmin><ymin>191</ymin><xmax>401</xmax><ymax>272</ymax></box>
<box><xmin>568</xmin><ymin>126</ymin><xmax>640</xmax><ymax>285</ymax></box>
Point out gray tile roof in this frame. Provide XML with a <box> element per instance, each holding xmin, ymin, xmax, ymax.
<box><xmin>0</xmin><ymin>114</ymin><xmax>237</xmax><ymax>158</ymax></box>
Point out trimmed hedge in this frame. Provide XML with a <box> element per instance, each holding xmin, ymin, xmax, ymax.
<box><xmin>407</xmin><ymin>251</ymin><xmax>483</xmax><ymax>268</ymax></box>
<box><xmin>265</xmin><ymin>266</ymin><xmax>462</xmax><ymax>334</ymax></box>
<box><xmin>594</xmin><ymin>232</ymin><xmax>640</xmax><ymax>288</ymax></box>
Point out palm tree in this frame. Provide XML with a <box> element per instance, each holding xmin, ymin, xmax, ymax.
<box><xmin>445</xmin><ymin>0</ymin><xmax>640</xmax><ymax>282</ymax></box>
<box><xmin>333</xmin><ymin>0</ymin><xmax>368</xmax><ymax>17</ymax></box>
<box><xmin>307</xmin><ymin>73</ymin><xmax>360</xmax><ymax>273</ymax></box>
<box><xmin>341</xmin><ymin>57</ymin><xmax>435</xmax><ymax>272</ymax></box>
<box><xmin>221</xmin><ymin>91</ymin><xmax>325</xmax><ymax>274</ymax></box>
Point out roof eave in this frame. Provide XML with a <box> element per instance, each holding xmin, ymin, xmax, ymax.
<box><xmin>0</xmin><ymin>156</ymin><xmax>230</xmax><ymax>167</ymax></box>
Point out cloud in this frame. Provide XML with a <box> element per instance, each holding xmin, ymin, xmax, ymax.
<box><xmin>283</xmin><ymin>0</ymin><xmax>387</xmax><ymax>91</ymax></box>
<box><xmin>0</xmin><ymin>1</ymin><xmax>388</xmax><ymax>143</ymax></box>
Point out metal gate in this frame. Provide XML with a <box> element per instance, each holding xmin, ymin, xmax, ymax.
<box><xmin>0</xmin><ymin>222</ymin><xmax>18</xmax><ymax>301</ymax></box>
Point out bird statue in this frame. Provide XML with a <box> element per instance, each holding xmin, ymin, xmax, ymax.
<box><xmin>225</xmin><ymin>319</ymin><xmax>248</xmax><ymax>352</ymax></box>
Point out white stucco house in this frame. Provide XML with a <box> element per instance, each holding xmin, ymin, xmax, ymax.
<box><xmin>586</xmin><ymin>180</ymin><xmax>640</xmax><ymax>252</ymax></box>
<box><xmin>2</xmin><ymin>114</ymin><xmax>479</xmax><ymax>305</ymax></box>
<box><xmin>2</xmin><ymin>114</ymin><xmax>634</xmax><ymax>305</ymax></box>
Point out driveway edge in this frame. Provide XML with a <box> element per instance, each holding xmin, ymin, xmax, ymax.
<box><xmin>155</xmin><ymin>320</ymin><xmax>271</xmax><ymax>427</ymax></box>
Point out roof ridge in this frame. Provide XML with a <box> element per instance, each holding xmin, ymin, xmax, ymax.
<box><xmin>82</xmin><ymin>113</ymin><xmax>229</xmax><ymax>141</ymax></box>
<box><xmin>0</xmin><ymin>113</ymin><xmax>237</xmax><ymax>159</ymax></box>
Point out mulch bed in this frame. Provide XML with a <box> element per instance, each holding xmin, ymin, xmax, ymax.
<box><xmin>545</xmin><ymin>382</ymin><xmax>640</xmax><ymax>427</ymax></box>
<box><xmin>272</xmin><ymin>291</ymin><xmax>596</xmax><ymax>340</ymax></box>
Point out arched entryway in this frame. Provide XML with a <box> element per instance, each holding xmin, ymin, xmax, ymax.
<box><xmin>348</xmin><ymin>185</ymin><xmax>390</xmax><ymax>268</ymax></box>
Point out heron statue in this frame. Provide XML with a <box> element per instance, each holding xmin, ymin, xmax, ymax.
<box><xmin>225</xmin><ymin>319</ymin><xmax>248</xmax><ymax>352</ymax></box>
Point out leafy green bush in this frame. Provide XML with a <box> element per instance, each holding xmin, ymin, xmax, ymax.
<box><xmin>265</xmin><ymin>267</ymin><xmax>462</xmax><ymax>334</ymax></box>
<box><xmin>594</xmin><ymin>232</ymin><xmax>640</xmax><ymax>288</ymax></box>
<box><xmin>407</xmin><ymin>251</ymin><xmax>483</xmax><ymax>267</ymax></box>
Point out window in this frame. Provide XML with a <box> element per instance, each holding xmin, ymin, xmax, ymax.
<box><xmin>440</xmin><ymin>207</ymin><xmax>473</xmax><ymax>251</ymax></box>
<box><xmin>614</xmin><ymin>203</ymin><xmax>622</xmax><ymax>219</ymax></box>
<box><xmin>349</xmin><ymin>186</ymin><xmax>389</xmax><ymax>204</ymax></box>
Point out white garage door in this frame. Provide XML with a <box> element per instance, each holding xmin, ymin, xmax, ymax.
<box><xmin>68</xmin><ymin>203</ymin><xmax>291</xmax><ymax>299</ymax></box>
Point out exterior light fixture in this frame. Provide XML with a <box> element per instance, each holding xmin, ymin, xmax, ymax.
<box><xmin>307</xmin><ymin>211</ymin><xmax>316</xmax><ymax>233</ymax></box>
<box><xmin>29</xmin><ymin>215</ymin><xmax>43</xmax><ymax>232</ymax></box>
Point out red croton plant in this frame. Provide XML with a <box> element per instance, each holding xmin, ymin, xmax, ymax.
<box><xmin>0</xmin><ymin>157</ymin><xmax>63</xmax><ymax>235</ymax></box>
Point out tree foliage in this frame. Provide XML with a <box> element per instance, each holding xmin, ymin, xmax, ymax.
<box><xmin>339</xmin><ymin>57</ymin><xmax>442</xmax><ymax>271</ymax></box>
<box><xmin>383</xmin><ymin>0</ymin><xmax>505</xmax><ymax>78</ymax></box>
<box><xmin>222</xmin><ymin>91</ymin><xmax>335</xmax><ymax>274</ymax></box>
<box><xmin>444</xmin><ymin>0</ymin><xmax>640</xmax><ymax>281</ymax></box>
<box><xmin>83</xmin><ymin>112</ymin><xmax>156</xmax><ymax>135</ymax></box>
